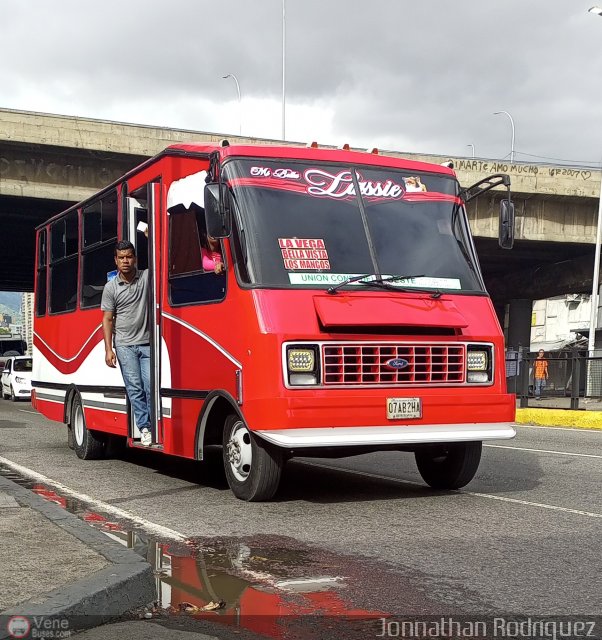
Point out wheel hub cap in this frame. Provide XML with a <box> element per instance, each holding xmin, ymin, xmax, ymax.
<box><xmin>226</xmin><ymin>424</ymin><xmax>252</xmax><ymax>482</ymax></box>
<box><xmin>74</xmin><ymin>406</ymin><xmax>84</xmax><ymax>446</ymax></box>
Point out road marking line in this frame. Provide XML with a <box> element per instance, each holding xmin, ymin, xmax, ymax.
<box><xmin>301</xmin><ymin>461</ymin><xmax>602</xmax><ymax>519</ymax></box>
<box><xmin>485</xmin><ymin>444</ymin><xmax>602</xmax><ymax>459</ymax></box>
<box><xmin>517</xmin><ymin>424</ymin><xmax>602</xmax><ymax>434</ymax></box>
<box><xmin>17</xmin><ymin>410</ymin><xmax>38</xmax><ymax>415</ymax></box>
<box><xmin>463</xmin><ymin>491</ymin><xmax>602</xmax><ymax>518</ymax></box>
<box><xmin>0</xmin><ymin>456</ymin><xmax>188</xmax><ymax>541</ymax></box>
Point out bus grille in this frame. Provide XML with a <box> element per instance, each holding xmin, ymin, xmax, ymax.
<box><xmin>322</xmin><ymin>343</ymin><xmax>466</xmax><ymax>386</ymax></box>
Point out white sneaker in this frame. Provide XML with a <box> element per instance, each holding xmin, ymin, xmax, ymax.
<box><xmin>140</xmin><ymin>429</ymin><xmax>152</xmax><ymax>447</ymax></box>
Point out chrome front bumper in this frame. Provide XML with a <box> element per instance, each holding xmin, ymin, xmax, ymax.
<box><xmin>255</xmin><ymin>423</ymin><xmax>516</xmax><ymax>448</ymax></box>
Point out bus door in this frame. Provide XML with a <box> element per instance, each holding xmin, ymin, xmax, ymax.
<box><xmin>125</xmin><ymin>182</ymin><xmax>163</xmax><ymax>446</ymax></box>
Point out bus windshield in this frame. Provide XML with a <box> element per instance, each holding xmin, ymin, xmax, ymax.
<box><xmin>224</xmin><ymin>158</ymin><xmax>485</xmax><ymax>294</ymax></box>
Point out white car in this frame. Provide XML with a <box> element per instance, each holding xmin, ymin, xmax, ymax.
<box><xmin>1</xmin><ymin>356</ymin><xmax>33</xmax><ymax>401</ymax></box>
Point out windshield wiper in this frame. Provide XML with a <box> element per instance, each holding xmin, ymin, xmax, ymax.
<box><xmin>327</xmin><ymin>273</ymin><xmax>442</xmax><ymax>298</ymax></box>
<box><xmin>327</xmin><ymin>274</ymin><xmax>373</xmax><ymax>294</ymax></box>
<box><xmin>375</xmin><ymin>274</ymin><xmax>442</xmax><ymax>298</ymax></box>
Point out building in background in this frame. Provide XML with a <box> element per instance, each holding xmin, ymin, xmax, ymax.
<box><xmin>21</xmin><ymin>293</ymin><xmax>34</xmax><ymax>355</ymax></box>
<box><xmin>531</xmin><ymin>294</ymin><xmax>591</xmax><ymax>352</ymax></box>
<box><xmin>9</xmin><ymin>323</ymin><xmax>22</xmax><ymax>336</ymax></box>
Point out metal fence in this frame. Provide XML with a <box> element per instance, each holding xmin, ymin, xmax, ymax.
<box><xmin>505</xmin><ymin>348</ymin><xmax>602</xmax><ymax>409</ymax></box>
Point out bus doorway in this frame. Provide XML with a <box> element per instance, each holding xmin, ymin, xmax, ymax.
<box><xmin>125</xmin><ymin>181</ymin><xmax>163</xmax><ymax>447</ymax></box>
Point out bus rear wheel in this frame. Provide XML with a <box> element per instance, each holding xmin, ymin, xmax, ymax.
<box><xmin>222</xmin><ymin>415</ymin><xmax>283</xmax><ymax>501</ymax></box>
<box><xmin>415</xmin><ymin>441</ymin><xmax>482</xmax><ymax>490</ymax></box>
<box><xmin>71</xmin><ymin>395</ymin><xmax>105</xmax><ymax>460</ymax></box>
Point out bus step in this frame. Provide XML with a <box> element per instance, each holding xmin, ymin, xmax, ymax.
<box><xmin>130</xmin><ymin>442</ymin><xmax>163</xmax><ymax>451</ymax></box>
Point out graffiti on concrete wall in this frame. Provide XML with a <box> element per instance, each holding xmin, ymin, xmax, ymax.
<box><xmin>0</xmin><ymin>152</ymin><xmax>136</xmax><ymax>189</ymax></box>
<box><xmin>453</xmin><ymin>159</ymin><xmax>595</xmax><ymax>181</ymax></box>
<box><xmin>454</xmin><ymin>159</ymin><xmax>540</xmax><ymax>175</ymax></box>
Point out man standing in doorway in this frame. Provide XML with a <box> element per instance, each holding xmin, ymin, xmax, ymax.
<box><xmin>101</xmin><ymin>240</ymin><xmax>152</xmax><ymax>446</ymax></box>
<box><xmin>533</xmin><ymin>349</ymin><xmax>549</xmax><ymax>400</ymax></box>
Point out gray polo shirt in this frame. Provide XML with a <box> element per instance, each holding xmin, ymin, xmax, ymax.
<box><xmin>101</xmin><ymin>269</ymin><xmax>150</xmax><ymax>346</ymax></box>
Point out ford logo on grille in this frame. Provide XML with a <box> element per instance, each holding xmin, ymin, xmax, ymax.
<box><xmin>385</xmin><ymin>358</ymin><xmax>409</xmax><ymax>370</ymax></box>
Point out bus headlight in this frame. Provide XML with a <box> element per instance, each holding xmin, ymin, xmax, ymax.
<box><xmin>286</xmin><ymin>346</ymin><xmax>319</xmax><ymax>385</ymax></box>
<box><xmin>466</xmin><ymin>346</ymin><xmax>492</xmax><ymax>383</ymax></box>
<box><xmin>288</xmin><ymin>349</ymin><xmax>315</xmax><ymax>372</ymax></box>
<box><xmin>467</xmin><ymin>351</ymin><xmax>488</xmax><ymax>371</ymax></box>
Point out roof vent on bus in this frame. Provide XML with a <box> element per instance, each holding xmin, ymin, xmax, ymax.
<box><xmin>339</xmin><ymin>143</ymin><xmax>350</xmax><ymax>150</ymax></box>
<box><xmin>370</xmin><ymin>148</ymin><xmax>379</xmax><ymax>154</ymax></box>
<box><xmin>307</xmin><ymin>141</ymin><xmax>319</xmax><ymax>148</ymax></box>
<box><xmin>441</xmin><ymin>160</ymin><xmax>454</xmax><ymax>169</ymax></box>
<box><xmin>220</xmin><ymin>139</ymin><xmax>230</xmax><ymax>147</ymax></box>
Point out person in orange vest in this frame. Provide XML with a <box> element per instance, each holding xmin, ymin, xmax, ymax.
<box><xmin>534</xmin><ymin>349</ymin><xmax>549</xmax><ymax>399</ymax></box>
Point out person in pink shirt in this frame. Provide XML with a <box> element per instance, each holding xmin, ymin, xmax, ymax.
<box><xmin>201</xmin><ymin>232</ymin><xmax>224</xmax><ymax>274</ymax></box>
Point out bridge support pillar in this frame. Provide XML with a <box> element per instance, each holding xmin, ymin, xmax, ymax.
<box><xmin>505</xmin><ymin>299</ymin><xmax>533</xmax><ymax>402</ymax></box>
<box><xmin>507</xmin><ymin>298</ymin><xmax>533</xmax><ymax>351</ymax></box>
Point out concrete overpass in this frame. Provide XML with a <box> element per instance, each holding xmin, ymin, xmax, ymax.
<box><xmin>1</xmin><ymin>108</ymin><xmax>599</xmax><ymax>346</ymax></box>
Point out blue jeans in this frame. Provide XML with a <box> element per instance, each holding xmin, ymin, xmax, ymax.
<box><xmin>534</xmin><ymin>378</ymin><xmax>546</xmax><ymax>398</ymax></box>
<box><xmin>115</xmin><ymin>344</ymin><xmax>151</xmax><ymax>431</ymax></box>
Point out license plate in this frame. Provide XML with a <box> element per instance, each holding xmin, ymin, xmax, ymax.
<box><xmin>386</xmin><ymin>397</ymin><xmax>421</xmax><ymax>420</ymax></box>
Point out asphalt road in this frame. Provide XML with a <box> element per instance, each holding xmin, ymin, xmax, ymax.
<box><xmin>1</xmin><ymin>399</ymin><xmax>600</xmax><ymax>630</ymax></box>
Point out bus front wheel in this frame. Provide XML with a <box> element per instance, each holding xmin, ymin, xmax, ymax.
<box><xmin>415</xmin><ymin>441</ymin><xmax>482</xmax><ymax>490</ymax></box>
<box><xmin>71</xmin><ymin>395</ymin><xmax>105</xmax><ymax>460</ymax></box>
<box><xmin>222</xmin><ymin>415</ymin><xmax>283</xmax><ymax>501</ymax></box>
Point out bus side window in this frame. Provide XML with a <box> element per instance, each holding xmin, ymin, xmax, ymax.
<box><xmin>49</xmin><ymin>211</ymin><xmax>78</xmax><ymax>314</ymax></box>
<box><xmin>36</xmin><ymin>229</ymin><xmax>48</xmax><ymax>316</ymax></box>
<box><xmin>168</xmin><ymin>206</ymin><xmax>225</xmax><ymax>306</ymax></box>
<box><xmin>81</xmin><ymin>192</ymin><xmax>118</xmax><ymax>309</ymax></box>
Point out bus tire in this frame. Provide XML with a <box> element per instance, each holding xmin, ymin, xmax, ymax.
<box><xmin>71</xmin><ymin>395</ymin><xmax>105</xmax><ymax>460</ymax></box>
<box><xmin>222</xmin><ymin>415</ymin><xmax>283</xmax><ymax>501</ymax></box>
<box><xmin>67</xmin><ymin>425</ymin><xmax>75</xmax><ymax>450</ymax></box>
<box><xmin>415</xmin><ymin>441</ymin><xmax>482</xmax><ymax>490</ymax></box>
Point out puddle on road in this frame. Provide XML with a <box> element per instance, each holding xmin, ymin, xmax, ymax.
<box><xmin>0</xmin><ymin>464</ymin><xmax>396</xmax><ymax>639</ymax></box>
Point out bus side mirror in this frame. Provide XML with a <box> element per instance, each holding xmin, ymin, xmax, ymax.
<box><xmin>204</xmin><ymin>183</ymin><xmax>231</xmax><ymax>239</ymax></box>
<box><xmin>499</xmin><ymin>199</ymin><xmax>515</xmax><ymax>250</ymax></box>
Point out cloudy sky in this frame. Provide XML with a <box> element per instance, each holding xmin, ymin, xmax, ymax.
<box><xmin>2</xmin><ymin>1</ymin><xmax>602</xmax><ymax>166</ymax></box>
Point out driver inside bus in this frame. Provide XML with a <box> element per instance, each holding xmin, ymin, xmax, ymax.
<box><xmin>200</xmin><ymin>229</ymin><xmax>224</xmax><ymax>274</ymax></box>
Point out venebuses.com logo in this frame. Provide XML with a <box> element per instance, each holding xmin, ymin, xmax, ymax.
<box><xmin>7</xmin><ymin>616</ymin><xmax>30</xmax><ymax>638</ymax></box>
<box><xmin>5</xmin><ymin>615</ymin><xmax>71</xmax><ymax>638</ymax></box>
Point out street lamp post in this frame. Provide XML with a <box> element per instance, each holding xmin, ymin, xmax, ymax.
<box><xmin>282</xmin><ymin>0</ymin><xmax>286</xmax><ymax>140</ymax></box>
<box><xmin>467</xmin><ymin>144</ymin><xmax>475</xmax><ymax>158</ymax></box>
<box><xmin>587</xmin><ymin>8</ymin><xmax>602</xmax><ymax>362</ymax></box>
<box><xmin>222</xmin><ymin>74</ymin><xmax>242</xmax><ymax>136</ymax></box>
<box><xmin>588</xmin><ymin>168</ymin><xmax>602</xmax><ymax>357</ymax></box>
<box><xmin>493</xmin><ymin>111</ymin><xmax>515</xmax><ymax>163</ymax></box>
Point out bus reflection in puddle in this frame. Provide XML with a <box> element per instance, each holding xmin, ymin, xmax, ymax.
<box><xmin>28</xmin><ymin>481</ymin><xmax>385</xmax><ymax>639</ymax></box>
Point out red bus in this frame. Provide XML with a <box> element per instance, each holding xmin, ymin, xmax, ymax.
<box><xmin>32</xmin><ymin>142</ymin><xmax>516</xmax><ymax>501</ymax></box>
